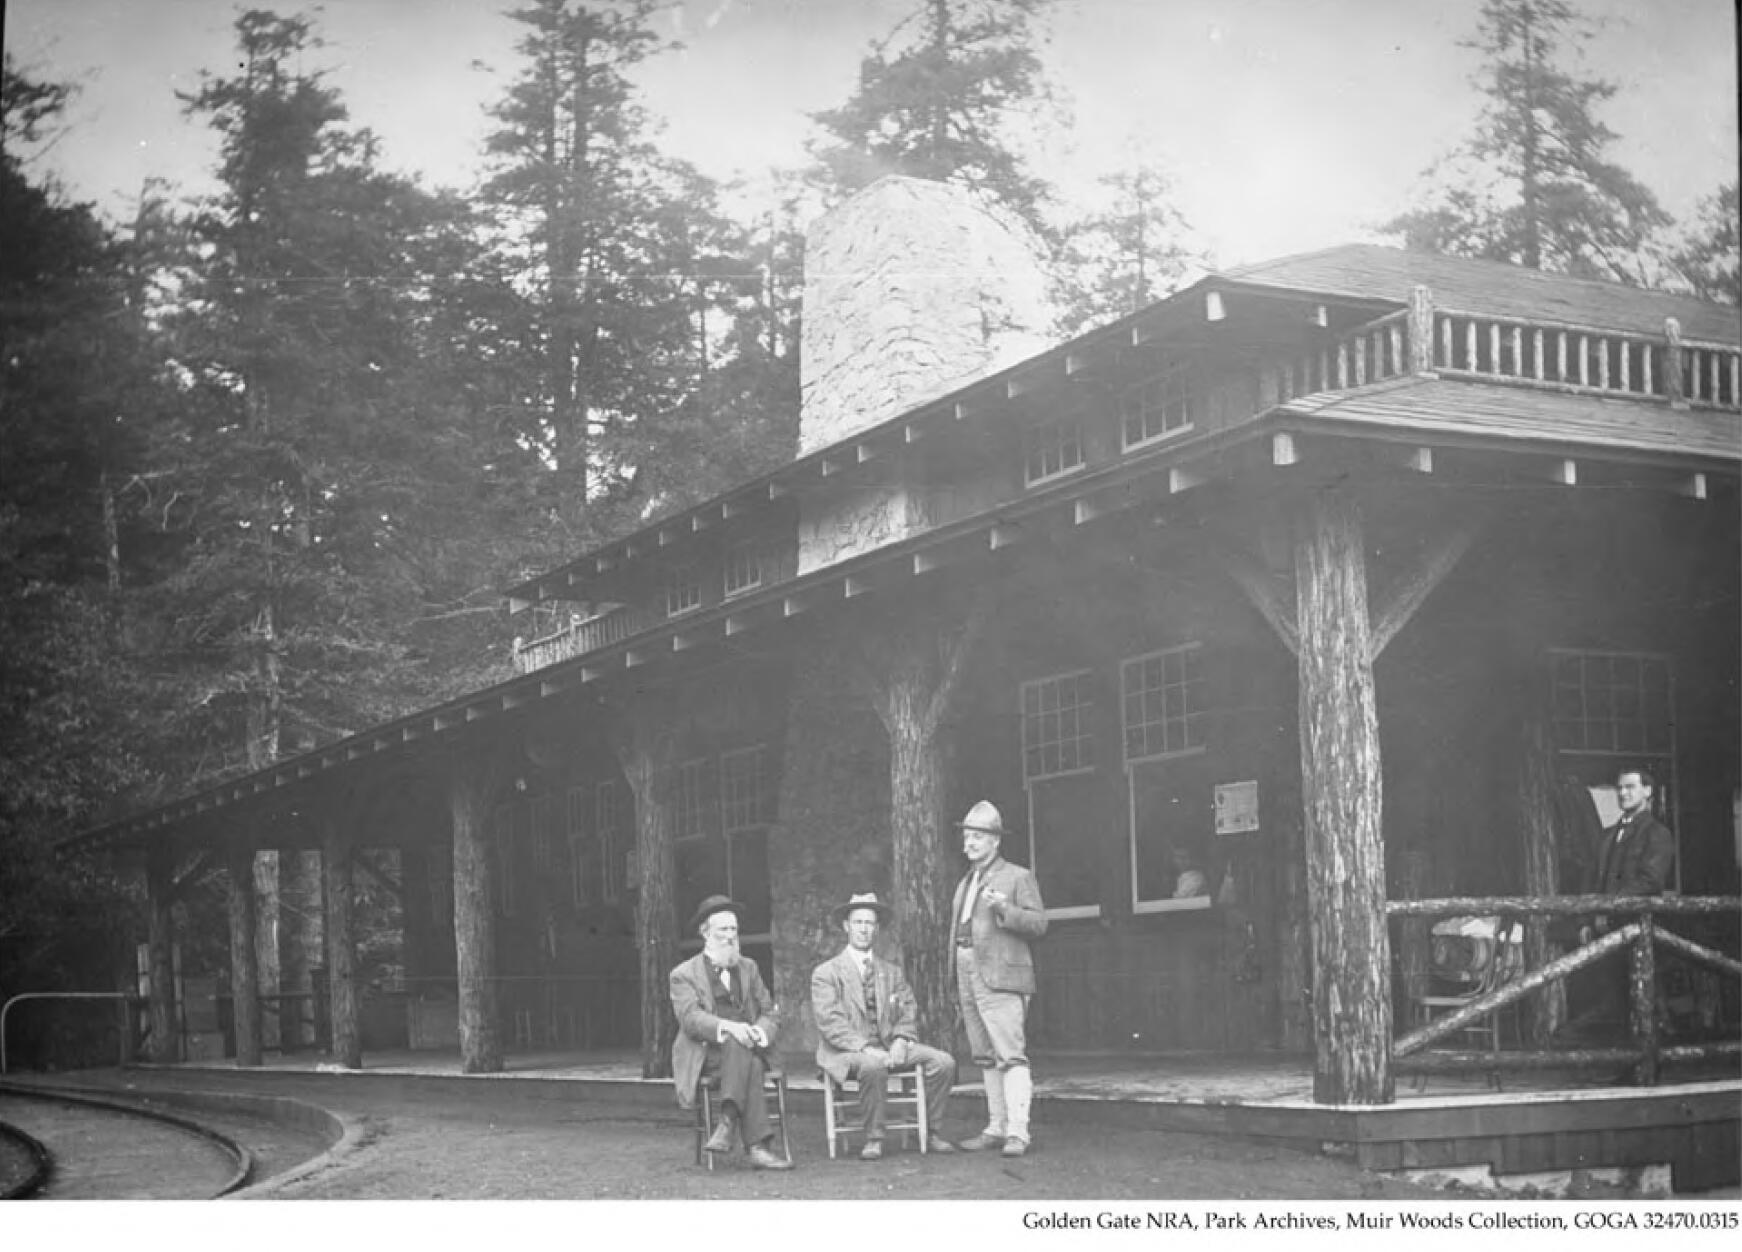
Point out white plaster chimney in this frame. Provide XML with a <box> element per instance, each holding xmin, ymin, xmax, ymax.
<box><xmin>799</xmin><ymin>176</ymin><xmax>1055</xmax><ymax>455</ymax></box>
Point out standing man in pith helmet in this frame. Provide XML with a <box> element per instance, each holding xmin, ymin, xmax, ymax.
<box><xmin>950</xmin><ymin>799</ymin><xmax>1047</xmax><ymax>1157</ymax></box>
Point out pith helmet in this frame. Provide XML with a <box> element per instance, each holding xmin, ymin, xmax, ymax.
<box><xmin>957</xmin><ymin>799</ymin><xmax>1006</xmax><ymax>836</ymax></box>
<box><xmin>829</xmin><ymin>891</ymin><xmax>894</xmax><ymax>928</ymax></box>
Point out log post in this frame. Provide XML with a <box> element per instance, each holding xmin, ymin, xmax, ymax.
<box><xmin>1630</xmin><ymin>916</ymin><xmax>1658</xmax><ymax>1085</ymax></box>
<box><xmin>1408</xmin><ymin>285</ymin><xmax>1435</xmax><ymax>373</ymax></box>
<box><xmin>614</xmin><ymin>702</ymin><xmax>679</xmax><ymax>1080</ymax></box>
<box><xmin>224</xmin><ymin>837</ymin><xmax>263</xmax><ymax>1067</ymax></box>
<box><xmin>145</xmin><ymin>843</ymin><xmax>179</xmax><ymax>1062</ymax></box>
<box><xmin>321</xmin><ymin>806</ymin><xmax>362</xmax><ymax>1070</ymax></box>
<box><xmin>1293</xmin><ymin>488</ymin><xmax>1392</xmax><ymax>1104</ymax></box>
<box><xmin>1516</xmin><ymin>694</ymin><xmax>1567</xmax><ymax>1042</ymax></box>
<box><xmin>449</xmin><ymin>747</ymin><xmax>506</xmax><ymax>1073</ymax></box>
<box><xmin>854</xmin><ymin>594</ymin><xmax>989</xmax><ymax>1042</ymax></box>
<box><xmin>1664</xmin><ymin>318</ymin><xmax>1686</xmax><ymax>409</ymax></box>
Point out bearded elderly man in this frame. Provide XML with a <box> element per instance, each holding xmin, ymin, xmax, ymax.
<box><xmin>812</xmin><ymin>892</ymin><xmax>958</xmax><ymax>1160</ymax></box>
<box><xmin>669</xmin><ymin>895</ymin><xmax>792</xmax><ymax>1170</ymax></box>
<box><xmin>951</xmin><ymin>799</ymin><xmax>1047</xmax><ymax>1158</ymax></box>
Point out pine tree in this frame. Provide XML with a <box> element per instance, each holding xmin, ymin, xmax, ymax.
<box><xmin>1381</xmin><ymin>0</ymin><xmax>1669</xmax><ymax>283</ymax></box>
<box><xmin>1053</xmin><ymin>158</ymin><xmax>1201</xmax><ymax>337</ymax></box>
<box><xmin>809</xmin><ymin>0</ymin><xmax>1061</xmax><ymax>238</ymax></box>
<box><xmin>1670</xmin><ymin>183</ymin><xmax>1739</xmax><ymax>305</ymax></box>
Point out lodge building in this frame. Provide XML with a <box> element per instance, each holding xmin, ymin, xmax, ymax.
<box><xmin>74</xmin><ymin>178</ymin><xmax>1740</xmax><ymax>1119</ymax></box>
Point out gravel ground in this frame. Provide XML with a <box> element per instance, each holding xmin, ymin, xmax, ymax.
<box><xmin>30</xmin><ymin>1066</ymin><xmax>1455</xmax><ymax>1202</ymax></box>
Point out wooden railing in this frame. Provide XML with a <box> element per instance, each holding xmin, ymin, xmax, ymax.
<box><xmin>512</xmin><ymin>605</ymin><xmax>645</xmax><ymax>674</ymax></box>
<box><xmin>1262</xmin><ymin>309</ymin><xmax>1414</xmax><ymax>405</ymax></box>
<box><xmin>1432</xmin><ymin>310</ymin><xmax>1740</xmax><ymax>410</ymax></box>
<box><xmin>1387</xmin><ymin>894</ymin><xmax>1741</xmax><ymax>1086</ymax></box>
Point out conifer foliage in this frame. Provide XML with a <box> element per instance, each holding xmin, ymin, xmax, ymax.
<box><xmin>1382</xmin><ymin>0</ymin><xmax>1669</xmax><ymax>283</ymax></box>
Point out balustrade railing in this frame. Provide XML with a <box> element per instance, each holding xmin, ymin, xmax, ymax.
<box><xmin>1263</xmin><ymin>308</ymin><xmax>1413</xmax><ymax>405</ymax></box>
<box><xmin>513</xmin><ymin>605</ymin><xmax>643</xmax><ymax>674</ymax></box>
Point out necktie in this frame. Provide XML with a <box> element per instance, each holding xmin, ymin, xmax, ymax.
<box><xmin>959</xmin><ymin>870</ymin><xmax>981</xmax><ymax>924</ymax></box>
<box><xmin>861</xmin><ymin>958</ymin><xmax>877</xmax><ymax>1018</ymax></box>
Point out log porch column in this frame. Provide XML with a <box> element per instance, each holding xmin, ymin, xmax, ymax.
<box><xmin>449</xmin><ymin>750</ymin><xmax>504</xmax><ymax>1073</ymax></box>
<box><xmin>145</xmin><ymin>843</ymin><xmax>179</xmax><ymax>1062</ymax></box>
<box><xmin>225</xmin><ymin>836</ymin><xmax>263</xmax><ymax>1067</ymax></box>
<box><xmin>615</xmin><ymin>703</ymin><xmax>678</xmax><ymax>1081</ymax></box>
<box><xmin>321</xmin><ymin>805</ymin><xmax>363</xmax><ymax>1070</ymax></box>
<box><xmin>1293</xmin><ymin>489</ymin><xmax>1393</xmax><ymax>1104</ymax></box>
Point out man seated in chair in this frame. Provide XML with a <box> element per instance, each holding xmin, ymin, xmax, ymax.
<box><xmin>812</xmin><ymin>892</ymin><xmax>957</xmax><ymax>1160</ymax></box>
<box><xmin>669</xmin><ymin>895</ymin><xmax>793</xmax><ymax>1170</ymax></box>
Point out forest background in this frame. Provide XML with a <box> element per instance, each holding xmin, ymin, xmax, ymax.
<box><xmin>2</xmin><ymin>0</ymin><xmax>1736</xmax><ymax>1017</ymax></box>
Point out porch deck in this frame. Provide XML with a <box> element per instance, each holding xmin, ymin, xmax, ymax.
<box><xmin>135</xmin><ymin>1045</ymin><xmax>1741</xmax><ymax>1193</ymax></box>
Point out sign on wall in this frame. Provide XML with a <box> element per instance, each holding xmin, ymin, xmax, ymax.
<box><xmin>1214</xmin><ymin>780</ymin><xmax>1260</xmax><ymax>835</ymax></box>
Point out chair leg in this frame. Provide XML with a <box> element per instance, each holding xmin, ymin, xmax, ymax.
<box><xmin>698</xmin><ymin>1085</ymin><xmax>717</xmax><ymax>1172</ymax></box>
<box><xmin>773</xmin><ymin>1073</ymin><xmax>791</xmax><ymax>1163</ymax></box>
<box><xmin>914</xmin><ymin>1070</ymin><xmax>928</xmax><ymax>1154</ymax></box>
<box><xmin>823</xmin><ymin>1078</ymin><xmax>838</xmax><ymax>1159</ymax></box>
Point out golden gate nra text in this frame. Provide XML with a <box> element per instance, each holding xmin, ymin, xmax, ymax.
<box><xmin>1020</xmin><ymin>1210</ymin><xmax>1737</xmax><ymax>1232</ymax></box>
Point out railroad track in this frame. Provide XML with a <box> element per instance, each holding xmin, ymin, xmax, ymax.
<box><xmin>0</xmin><ymin>1085</ymin><xmax>252</xmax><ymax>1200</ymax></box>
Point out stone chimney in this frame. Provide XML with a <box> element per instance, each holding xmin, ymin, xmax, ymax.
<box><xmin>799</xmin><ymin>176</ymin><xmax>1054</xmax><ymax>455</ymax></box>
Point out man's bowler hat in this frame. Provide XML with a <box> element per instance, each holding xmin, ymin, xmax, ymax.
<box><xmin>690</xmin><ymin>894</ymin><xmax>744</xmax><ymax>932</ymax></box>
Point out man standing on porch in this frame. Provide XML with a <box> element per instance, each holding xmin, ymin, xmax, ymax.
<box><xmin>669</xmin><ymin>895</ymin><xmax>793</xmax><ymax>1170</ymax></box>
<box><xmin>951</xmin><ymin>800</ymin><xmax>1047</xmax><ymax>1158</ymax></box>
<box><xmin>812</xmin><ymin>892</ymin><xmax>959</xmax><ymax>1158</ymax></box>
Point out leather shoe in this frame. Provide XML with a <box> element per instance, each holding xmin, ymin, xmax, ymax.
<box><xmin>1001</xmin><ymin>1136</ymin><xmax>1029</xmax><ymax>1158</ymax></box>
<box><xmin>957</xmin><ymin>1131</ymin><xmax>1004</xmax><ymax>1151</ymax></box>
<box><xmin>703</xmin><ymin>1111</ymin><xmax>736</xmax><ymax>1155</ymax></box>
<box><xmin>748</xmin><ymin>1143</ymin><xmax>793</xmax><ymax>1171</ymax></box>
<box><xmin>927</xmin><ymin>1137</ymin><xmax>957</xmax><ymax>1154</ymax></box>
<box><xmin>859</xmin><ymin>1139</ymin><xmax>883</xmax><ymax>1161</ymax></box>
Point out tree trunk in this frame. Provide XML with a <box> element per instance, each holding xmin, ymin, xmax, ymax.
<box><xmin>145</xmin><ymin>845</ymin><xmax>179</xmax><ymax>1062</ymax></box>
<box><xmin>1293</xmin><ymin>489</ymin><xmax>1393</xmax><ymax>1104</ymax></box>
<box><xmin>225</xmin><ymin>839</ymin><xmax>263</xmax><ymax>1067</ymax></box>
<box><xmin>1517</xmin><ymin>694</ymin><xmax>1567</xmax><ymax>1042</ymax></box>
<box><xmin>615</xmin><ymin>704</ymin><xmax>678</xmax><ymax>1080</ymax></box>
<box><xmin>322</xmin><ymin>813</ymin><xmax>362</xmax><ymax>1069</ymax></box>
<box><xmin>856</xmin><ymin>596</ymin><xmax>988</xmax><ymax>1043</ymax></box>
<box><xmin>450</xmin><ymin>751</ymin><xmax>503</xmax><ymax>1074</ymax></box>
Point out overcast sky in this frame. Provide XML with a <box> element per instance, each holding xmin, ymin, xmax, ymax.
<box><xmin>5</xmin><ymin>0</ymin><xmax>1737</xmax><ymax>267</ymax></box>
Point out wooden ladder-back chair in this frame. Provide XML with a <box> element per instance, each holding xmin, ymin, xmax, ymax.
<box><xmin>1410</xmin><ymin>914</ymin><xmax>1525</xmax><ymax>1088</ymax></box>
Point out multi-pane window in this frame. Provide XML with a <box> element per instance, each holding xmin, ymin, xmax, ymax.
<box><xmin>597</xmin><ymin>780</ymin><xmax>626</xmax><ymax>904</ymax></box>
<box><xmin>724</xmin><ymin>544</ymin><xmax>763</xmax><ymax>597</ymax></box>
<box><xmin>1024</xmin><ymin>419</ymin><xmax>1084</xmax><ymax>485</ymax></box>
<box><xmin>1020</xmin><ymin>671</ymin><xmax>1095</xmax><ymax>780</ymax></box>
<box><xmin>428</xmin><ymin>841</ymin><xmax>453</xmax><ymax>924</ymax></box>
<box><xmin>1552</xmin><ymin>651</ymin><xmax>1674</xmax><ymax>755</ymax></box>
<box><xmin>720</xmin><ymin>745</ymin><xmax>771</xmax><ymax>832</ymax></box>
<box><xmin>530</xmin><ymin>795</ymin><xmax>553</xmax><ymax>875</ymax></box>
<box><xmin>567</xmin><ymin>785</ymin><xmax>591</xmax><ymax>908</ymax></box>
<box><xmin>493</xmin><ymin>802</ymin><xmax>518</xmax><ymax>917</ymax></box>
<box><xmin>666</xmin><ymin>566</ymin><xmax>701</xmax><ymax>617</ymax></box>
<box><xmin>1122</xmin><ymin>362</ymin><xmax>1194</xmax><ymax>448</ymax></box>
<box><xmin>672</xmin><ymin>758</ymin><xmax>711</xmax><ymax>840</ymax></box>
<box><xmin>1122</xmin><ymin>644</ymin><xmax>1207</xmax><ymax>761</ymax></box>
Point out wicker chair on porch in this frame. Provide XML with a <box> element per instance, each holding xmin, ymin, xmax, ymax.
<box><xmin>1409</xmin><ymin>915</ymin><xmax>1525</xmax><ymax>1089</ymax></box>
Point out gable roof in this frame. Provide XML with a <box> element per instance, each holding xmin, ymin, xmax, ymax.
<box><xmin>1224</xmin><ymin>245</ymin><xmax>1740</xmax><ymax>346</ymax></box>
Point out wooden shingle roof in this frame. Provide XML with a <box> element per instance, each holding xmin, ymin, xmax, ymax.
<box><xmin>1225</xmin><ymin>245</ymin><xmax>1740</xmax><ymax>346</ymax></box>
<box><xmin>1279</xmin><ymin>375</ymin><xmax>1742</xmax><ymax>463</ymax></box>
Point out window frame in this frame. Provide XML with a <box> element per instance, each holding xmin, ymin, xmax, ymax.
<box><xmin>1019</xmin><ymin>668</ymin><xmax>1098</xmax><ymax>784</ymax></box>
<box><xmin>665</xmin><ymin>565</ymin><xmax>702</xmax><ymax>618</ymax></box>
<box><xmin>1120</xmin><ymin>360</ymin><xmax>1197</xmax><ymax>451</ymax></box>
<box><xmin>1120</xmin><ymin>642</ymin><xmax>1209</xmax><ymax>766</ymax></box>
<box><xmin>567</xmin><ymin>784</ymin><xmax>591</xmax><ymax>909</ymax></box>
<box><xmin>723</xmin><ymin>543</ymin><xmax>763</xmax><ymax>599</ymax></box>
<box><xmin>596</xmin><ymin>779</ymin><xmax>626</xmax><ymax>905</ymax></box>
<box><xmin>1023</xmin><ymin>418</ymin><xmax>1086</xmax><ymax>487</ymax></box>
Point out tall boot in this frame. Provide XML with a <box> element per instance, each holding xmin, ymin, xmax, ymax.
<box><xmin>959</xmin><ymin>1066</ymin><xmax>1007</xmax><ymax>1150</ymax></box>
<box><xmin>1002</xmin><ymin>1064</ymin><xmax>1033</xmax><ymax>1156</ymax></box>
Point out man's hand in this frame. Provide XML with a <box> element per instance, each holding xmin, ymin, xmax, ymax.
<box><xmin>863</xmin><ymin>1044</ymin><xmax>890</xmax><ymax>1066</ymax></box>
<box><xmin>889</xmin><ymin>1038</ymin><xmax>911</xmax><ymax>1068</ymax></box>
<box><xmin>721</xmin><ymin>1021</ymin><xmax>758</xmax><ymax>1048</ymax></box>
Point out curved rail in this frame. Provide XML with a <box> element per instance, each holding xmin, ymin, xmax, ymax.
<box><xmin>0</xmin><ymin>1081</ymin><xmax>254</xmax><ymax>1198</ymax></box>
<box><xmin>0</xmin><ymin>991</ymin><xmax>140</xmax><ymax>1075</ymax></box>
<box><xmin>0</xmin><ymin>1116</ymin><xmax>52</xmax><ymax>1199</ymax></box>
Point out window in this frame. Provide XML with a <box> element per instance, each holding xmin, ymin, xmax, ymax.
<box><xmin>567</xmin><ymin>785</ymin><xmax>592</xmax><ymax>908</ymax></box>
<box><xmin>1122</xmin><ymin>362</ymin><xmax>1195</xmax><ymax>448</ymax></box>
<box><xmin>493</xmin><ymin>802</ymin><xmax>518</xmax><ymax>917</ymax></box>
<box><xmin>1021</xmin><ymin>671</ymin><xmax>1096</xmax><ymax>781</ymax></box>
<box><xmin>724</xmin><ymin>544</ymin><xmax>762</xmax><ymax>597</ymax></box>
<box><xmin>671</xmin><ymin>758</ymin><xmax>711</xmax><ymax>839</ymax></box>
<box><xmin>530</xmin><ymin>795</ymin><xmax>554</xmax><ymax>876</ymax></box>
<box><xmin>1024</xmin><ymin>419</ymin><xmax>1084</xmax><ymax>485</ymax></box>
<box><xmin>666</xmin><ymin>566</ymin><xmax>701</xmax><ymax>617</ymax></box>
<box><xmin>721</xmin><ymin>745</ymin><xmax>772</xmax><ymax>832</ymax></box>
<box><xmin>1122</xmin><ymin>644</ymin><xmax>1207</xmax><ymax>762</ymax></box>
<box><xmin>1552</xmin><ymin>651</ymin><xmax>1674</xmax><ymax>756</ymax></box>
<box><xmin>428</xmin><ymin>841</ymin><xmax>453</xmax><ymax>924</ymax></box>
<box><xmin>596</xmin><ymin>780</ymin><xmax>627</xmax><ymax>904</ymax></box>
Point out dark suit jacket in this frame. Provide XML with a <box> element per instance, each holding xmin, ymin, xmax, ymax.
<box><xmin>811</xmin><ymin>949</ymin><xmax>919</xmax><ymax>1084</ymax></box>
<box><xmin>1594</xmin><ymin>811</ymin><xmax>1675</xmax><ymax>897</ymax></box>
<box><xmin>668</xmin><ymin>952</ymin><xmax>779</xmax><ymax>1110</ymax></box>
<box><xmin>949</xmin><ymin>855</ymin><xmax>1047</xmax><ymax>994</ymax></box>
